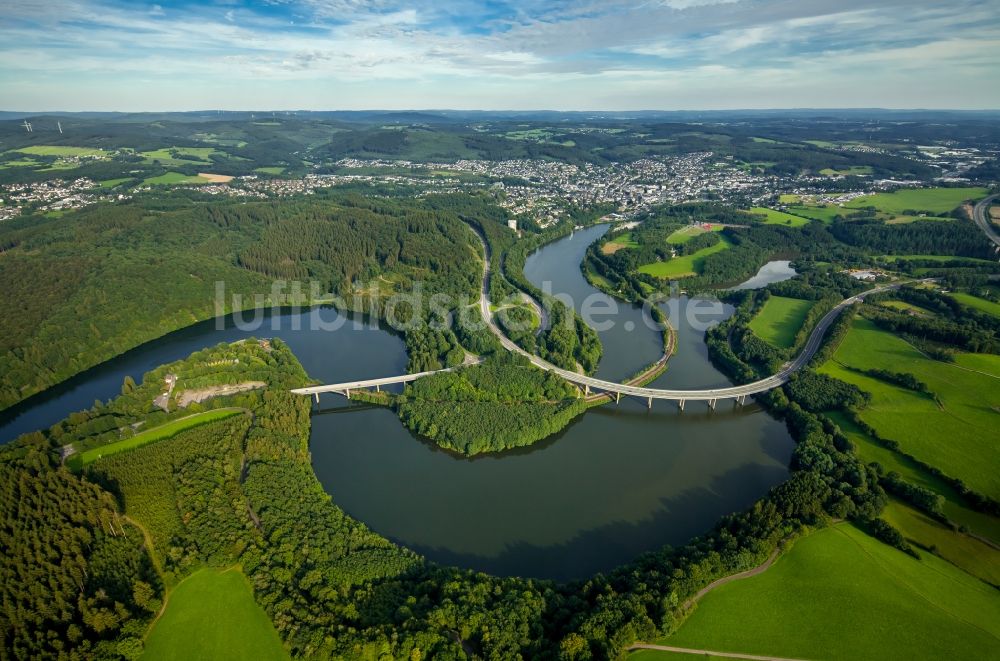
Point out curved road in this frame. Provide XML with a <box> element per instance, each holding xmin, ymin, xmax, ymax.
<box><xmin>972</xmin><ymin>193</ymin><xmax>1000</xmax><ymax>248</ymax></box>
<box><xmin>472</xmin><ymin>227</ymin><xmax>903</xmax><ymax>402</ymax></box>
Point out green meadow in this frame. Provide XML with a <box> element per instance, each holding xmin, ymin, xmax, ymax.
<box><xmin>783</xmin><ymin>203</ymin><xmax>854</xmax><ymax>223</ymax></box>
<box><xmin>818</xmin><ymin>317</ymin><xmax>1000</xmax><ymax>498</ymax></box>
<box><xmin>666</xmin><ymin>224</ymin><xmax>724</xmax><ymax>245</ymax></box>
<box><xmin>142</xmin><ymin>172</ymin><xmax>211</xmax><ymax>186</ymax></box>
<box><xmin>143</xmin><ymin>568</ymin><xmax>287</xmax><ymax>661</ymax></box>
<box><xmin>141</xmin><ymin>146</ymin><xmax>224</xmax><ymax>165</ymax></box>
<box><xmin>746</xmin><ymin>207</ymin><xmax>810</xmax><ymax>227</ymax></box>
<box><xmin>844</xmin><ymin>187</ymin><xmax>989</xmax><ymax>216</ymax></box>
<box><xmin>819</xmin><ymin>166</ymin><xmax>873</xmax><ymax>176</ymax></box>
<box><xmin>70</xmin><ymin>408</ymin><xmax>243</xmax><ymax>468</ymax></box>
<box><xmin>646</xmin><ymin>524</ymin><xmax>1000</xmax><ymax>661</ymax></box>
<box><xmin>639</xmin><ymin>237</ymin><xmax>732</xmax><ymax>279</ymax></box>
<box><xmin>826</xmin><ymin>412</ymin><xmax>1000</xmax><ymax>544</ymax></box>
<box><xmin>748</xmin><ymin>296</ymin><xmax>814</xmax><ymax>348</ymax></box>
<box><xmin>14</xmin><ymin>145</ymin><xmax>106</xmax><ymax>157</ymax></box>
<box><xmin>254</xmin><ymin>166</ymin><xmax>286</xmax><ymax>175</ymax></box>
<box><xmin>882</xmin><ymin>500</ymin><xmax>1000</xmax><ymax>586</ymax></box>
<box><xmin>950</xmin><ymin>291</ymin><xmax>1000</xmax><ymax>318</ymax></box>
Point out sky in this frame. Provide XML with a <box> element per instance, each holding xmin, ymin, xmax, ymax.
<box><xmin>1</xmin><ymin>0</ymin><xmax>999</xmax><ymax>111</ymax></box>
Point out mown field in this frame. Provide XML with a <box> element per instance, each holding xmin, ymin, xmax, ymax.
<box><xmin>666</xmin><ymin>224</ymin><xmax>724</xmax><ymax>244</ymax></box>
<box><xmin>12</xmin><ymin>145</ymin><xmax>107</xmax><ymax>157</ymax></box>
<box><xmin>782</xmin><ymin>203</ymin><xmax>851</xmax><ymax>223</ymax></box>
<box><xmin>143</xmin><ymin>567</ymin><xmax>288</xmax><ymax>661</ymax></box>
<box><xmin>70</xmin><ymin>408</ymin><xmax>244</xmax><ymax>468</ymax></box>
<box><xmin>642</xmin><ymin>524</ymin><xmax>1000</xmax><ymax>660</ymax></box>
<box><xmin>747</xmin><ymin>296</ymin><xmax>814</xmax><ymax>348</ymax></box>
<box><xmin>746</xmin><ymin>207</ymin><xmax>810</xmax><ymax>227</ymax></box>
<box><xmin>818</xmin><ymin>317</ymin><xmax>1000</xmax><ymax>498</ymax></box>
<box><xmin>844</xmin><ymin>186</ymin><xmax>989</xmax><ymax>215</ymax></box>
<box><xmin>638</xmin><ymin>237</ymin><xmax>732</xmax><ymax>279</ymax></box>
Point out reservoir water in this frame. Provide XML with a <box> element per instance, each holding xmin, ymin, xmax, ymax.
<box><xmin>1</xmin><ymin>224</ymin><xmax>796</xmax><ymax>582</ymax></box>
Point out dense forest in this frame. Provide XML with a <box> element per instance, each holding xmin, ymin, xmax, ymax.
<box><xmin>0</xmin><ymin>191</ymin><xmax>497</xmax><ymax>410</ymax></box>
<box><xmin>395</xmin><ymin>354</ymin><xmax>586</xmax><ymax>455</ymax></box>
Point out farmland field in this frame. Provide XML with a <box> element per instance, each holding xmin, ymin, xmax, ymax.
<box><xmin>646</xmin><ymin>524</ymin><xmax>1000</xmax><ymax>661</ymax></box>
<box><xmin>950</xmin><ymin>292</ymin><xmax>1000</xmax><ymax>318</ymax></box>
<box><xmin>819</xmin><ymin>166</ymin><xmax>873</xmax><ymax>176</ymax></box>
<box><xmin>818</xmin><ymin>317</ymin><xmax>1000</xmax><ymax>498</ymax></box>
<box><xmin>601</xmin><ymin>232</ymin><xmax>639</xmax><ymax>254</ymax></box>
<box><xmin>826</xmin><ymin>412</ymin><xmax>1000</xmax><ymax>544</ymax></box>
<box><xmin>882</xmin><ymin>500</ymin><xmax>1000</xmax><ymax>586</ymax></box>
<box><xmin>747</xmin><ymin>296</ymin><xmax>814</xmax><ymax>348</ymax></box>
<box><xmin>141</xmin><ymin>146</ymin><xmax>225</xmax><ymax>165</ymax></box>
<box><xmin>143</xmin><ymin>568</ymin><xmax>288</xmax><ymax>661</ymax></box>
<box><xmin>638</xmin><ymin>237</ymin><xmax>731</xmax><ymax>278</ymax></box>
<box><xmin>783</xmin><ymin>203</ymin><xmax>855</xmax><ymax>223</ymax></box>
<box><xmin>13</xmin><ymin>145</ymin><xmax>106</xmax><ymax>157</ymax></box>
<box><xmin>70</xmin><ymin>408</ymin><xmax>244</xmax><ymax>468</ymax></box>
<box><xmin>746</xmin><ymin>207</ymin><xmax>810</xmax><ymax>227</ymax></box>
<box><xmin>666</xmin><ymin>224</ymin><xmax>724</xmax><ymax>244</ymax></box>
<box><xmin>844</xmin><ymin>186</ymin><xmax>989</xmax><ymax>215</ymax></box>
<box><xmin>142</xmin><ymin>172</ymin><xmax>211</xmax><ymax>186</ymax></box>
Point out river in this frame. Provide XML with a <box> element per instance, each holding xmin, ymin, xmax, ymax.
<box><xmin>0</xmin><ymin>224</ymin><xmax>798</xmax><ymax>582</ymax></box>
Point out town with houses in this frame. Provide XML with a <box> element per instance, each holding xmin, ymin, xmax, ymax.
<box><xmin>0</xmin><ymin>143</ymin><xmax>993</xmax><ymax>227</ymax></box>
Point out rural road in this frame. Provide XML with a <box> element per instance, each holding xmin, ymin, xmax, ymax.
<box><xmin>628</xmin><ymin>643</ymin><xmax>808</xmax><ymax>661</ymax></box>
<box><xmin>971</xmin><ymin>193</ymin><xmax>1000</xmax><ymax>248</ymax></box>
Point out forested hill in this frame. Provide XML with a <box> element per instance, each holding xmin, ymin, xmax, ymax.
<box><xmin>0</xmin><ymin>191</ymin><xmax>493</xmax><ymax>411</ymax></box>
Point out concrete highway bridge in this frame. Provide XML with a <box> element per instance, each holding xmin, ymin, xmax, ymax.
<box><xmin>292</xmin><ymin>227</ymin><xmax>912</xmax><ymax>410</ymax></box>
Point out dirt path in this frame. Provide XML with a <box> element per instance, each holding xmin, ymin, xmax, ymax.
<box><xmin>682</xmin><ymin>547</ymin><xmax>781</xmax><ymax>610</ymax></box>
<box><xmin>629</xmin><ymin>643</ymin><xmax>807</xmax><ymax>661</ymax></box>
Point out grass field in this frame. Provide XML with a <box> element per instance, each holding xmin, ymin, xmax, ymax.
<box><xmin>783</xmin><ymin>203</ymin><xmax>854</xmax><ymax>223</ymax></box>
<box><xmin>254</xmin><ymin>166</ymin><xmax>285</xmax><ymax>175</ymax></box>
<box><xmin>882</xmin><ymin>500</ymin><xmax>1000</xmax><ymax>586</ymax></box>
<box><xmin>879</xmin><ymin>299</ymin><xmax>935</xmax><ymax>316</ymax></box>
<box><xmin>820</xmin><ymin>166</ymin><xmax>873</xmax><ymax>176</ymax></box>
<box><xmin>746</xmin><ymin>207</ymin><xmax>810</xmax><ymax>227</ymax></box>
<box><xmin>666</xmin><ymin>224</ymin><xmax>724</xmax><ymax>245</ymax></box>
<box><xmin>602</xmin><ymin>232</ymin><xmax>640</xmax><ymax>254</ymax></box>
<box><xmin>747</xmin><ymin>296</ymin><xmax>813</xmax><ymax>348</ymax></box>
<box><xmin>142</xmin><ymin>172</ymin><xmax>211</xmax><ymax>186</ymax></box>
<box><xmin>647</xmin><ymin>524</ymin><xmax>1000</xmax><ymax>661</ymax></box>
<box><xmin>638</xmin><ymin>237</ymin><xmax>732</xmax><ymax>279</ymax></box>
<box><xmin>100</xmin><ymin>177</ymin><xmax>132</xmax><ymax>188</ymax></box>
<box><xmin>818</xmin><ymin>317</ymin><xmax>1000</xmax><ymax>498</ymax></box>
<box><xmin>826</xmin><ymin>412</ymin><xmax>1000</xmax><ymax>544</ymax></box>
<box><xmin>950</xmin><ymin>292</ymin><xmax>1000</xmax><ymax>318</ymax></box>
<box><xmin>143</xmin><ymin>567</ymin><xmax>287</xmax><ymax>661</ymax></box>
<box><xmin>844</xmin><ymin>187</ymin><xmax>989</xmax><ymax>216</ymax></box>
<box><xmin>141</xmin><ymin>146</ymin><xmax>221</xmax><ymax>165</ymax></box>
<box><xmin>70</xmin><ymin>408</ymin><xmax>243</xmax><ymax>468</ymax></box>
<box><xmin>13</xmin><ymin>145</ymin><xmax>106</xmax><ymax>157</ymax></box>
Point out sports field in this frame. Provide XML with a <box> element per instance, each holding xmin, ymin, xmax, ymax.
<box><xmin>646</xmin><ymin>524</ymin><xmax>1000</xmax><ymax>660</ymax></box>
<box><xmin>746</xmin><ymin>207</ymin><xmax>810</xmax><ymax>227</ymax></box>
<box><xmin>639</xmin><ymin>237</ymin><xmax>732</xmax><ymax>279</ymax></box>
<box><xmin>747</xmin><ymin>296</ymin><xmax>814</xmax><ymax>348</ymax></box>
<box><xmin>818</xmin><ymin>317</ymin><xmax>1000</xmax><ymax>498</ymax></box>
<box><xmin>844</xmin><ymin>186</ymin><xmax>988</xmax><ymax>215</ymax></box>
<box><xmin>143</xmin><ymin>567</ymin><xmax>287</xmax><ymax>661</ymax></box>
<box><xmin>71</xmin><ymin>408</ymin><xmax>243</xmax><ymax>468</ymax></box>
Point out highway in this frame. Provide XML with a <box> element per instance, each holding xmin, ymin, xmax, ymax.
<box><xmin>971</xmin><ymin>193</ymin><xmax>1000</xmax><ymax>248</ymax></box>
<box><xmin>297</xmin><ymin>226</ymin><xmax>910</xmax><ymax>405</ymax></box>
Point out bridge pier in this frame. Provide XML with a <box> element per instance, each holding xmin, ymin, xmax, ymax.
<box><xmin>345</xmin><ymin>388</ymin><xmax>350</xmax><ymax>400</ymax></box>
<box><xmin>708</xmin><ymin>398</ymin><xmax>717</xmax><ymax>410</ymax></box>
<box><xmin>376</xmin><ymin>384</ymin><xmax>380</xmax><ymax>392</ymax></box>
<box><xmin>678</xmin><ymin>399</ymin><xmax>685</xmax><ymax>411</ymax></box>
<box><xmin>615</xmin><ymin>392</ymin><xmax>620</xmax><ymax>404</ymax></box>
<box><xmin>584</xmin><ymin>384</ymin><xmax>590</xmax><ymax>396</ymax></box>
<box><xmin>736</xmin><ymin>394</ymin><xmax>746</xmax><ymax>406</ymax></box>
<box><xmin>314</xmin><ymin>393</ymin><xmax>319</xmax><ymax>404</ymax></box>
<box><xmin>647</xmin><ymin>396</ymin><xmax>652</xmax><ymax>410</ymax></box>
